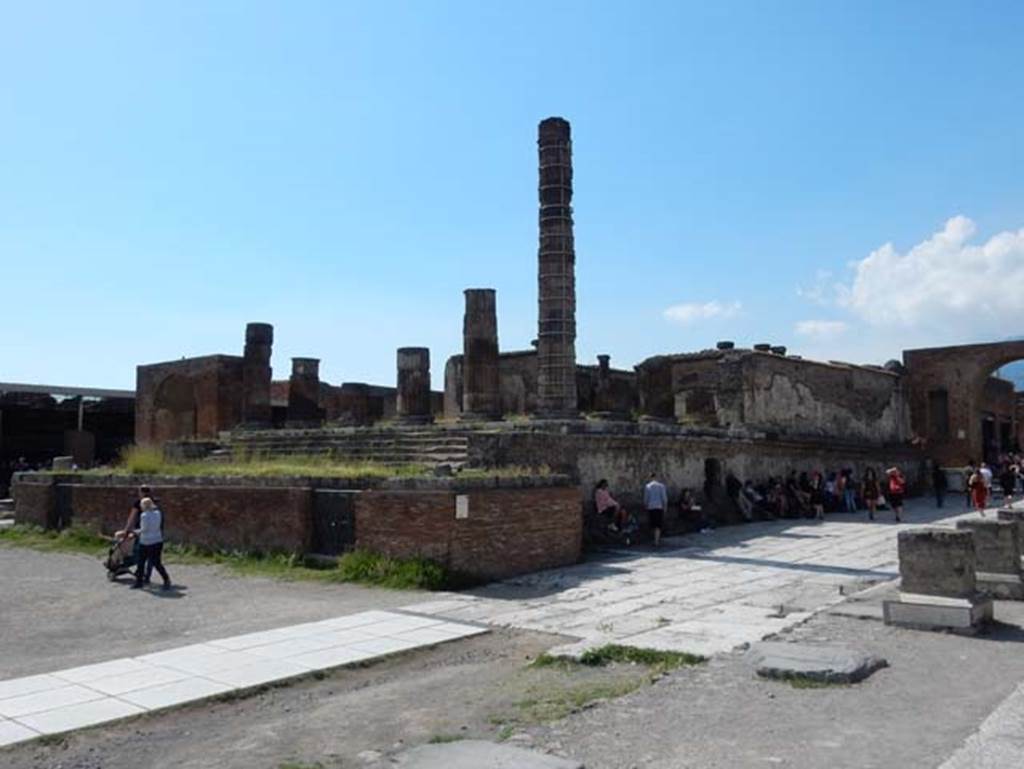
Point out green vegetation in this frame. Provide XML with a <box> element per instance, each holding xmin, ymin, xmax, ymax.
<box><xmin>783</xmin><ymin>675</ymin><xmax>852</xmax><ymax>689</ymax></box>
<box><xmin>578</xmin><ymin>644</ymin><xmax>704</xmax><ymax>670</ymax></box>
<box><xmin>92</xmin><ymin>445</ymin><xmax>429</xmax><ymax>480</ymax></box>
<box><xmin>0</xmin><ymin>524</ymin><xmax>452</xmax><ymax>590</ymax></box>
<box><xmin>515</xmin><ymin>678</ymin><xmax>644</xmax><ymax>722</ymax></box>
<box><xmin>532</xmin><ymin>644</ymin><xmax>704</xmax><ymax>673</ymax></box>
<box><xmin>61</xmin><ymin>445</ymin><xmax>550</xmax><ymax>481</ymax></box>
<box><xmin>427</xmin><ymin>734</ymin><xmax>465</xmax><ymax>744</ymax></box>
<box><xmin>496</xmin><ymin>644</ymin><xmax>706</xmax><ymax>734</ymax></box>
<box><xmin>278</xmin><ymin>762</ymin><xmax>326</xmax><ymax>769</ymax></box>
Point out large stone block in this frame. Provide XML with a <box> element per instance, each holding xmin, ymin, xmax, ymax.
<box><xmin>897</xmin><ymin>528</ymin><xmax>977</xmax><ymax>598</ymax></box>
<box><xmin>883</xmin><ymin>592</ymin><xmax>993</xmax><ymax>633</ymax></box>
<box><xmin>956</xmin><ymin>518</ymin><xmax>1021</xmax><ymax>574</ymax></box>
<box><xmin>956</xmin><ymin>518</ymin><xmax>1024</xmax><ymax>599</ymax></box>
<box><xmin>996</xmin><ymin>508</ymin><xmax>1024</xmax><ymax>551</ymax></box>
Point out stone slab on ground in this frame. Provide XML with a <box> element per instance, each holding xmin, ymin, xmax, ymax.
<box><xmin>390</xmin><ymin>740</ymin><xmax>583</xmax><ymax>769</ymax></box>
<box><xmin>883</xmin><ymin>592</ymin><xmax>994</xmax><ymax>633</ymax></box>
<box><xmin>746</xmin><ymin>641</ymin><xmax>888</xmax><ymax>683</ymax></box>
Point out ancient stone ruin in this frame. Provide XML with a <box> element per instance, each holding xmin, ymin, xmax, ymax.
<box><xmin>125</xmin><ymin>116</ymin><xmax>1024</xmax><ymax>514</ymax></box>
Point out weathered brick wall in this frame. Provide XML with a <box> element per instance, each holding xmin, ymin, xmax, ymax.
<box><xmin>355</xmin><ymin>485</ymin><xmax>581</xmax><ymax>580</ymax></box>
<box><xmin>12</xmin><ymin>476</ymin><xmax>55</xmax><ymax>528</ymax></box>
<box><xmin>15</xmin><ymin>477</ymin><xmax>312</xmax><ymax>553</ymax></box>
<box><xmin>12</xmin><ymin>474</ymin><xmax>580</xmax><ymax>580</ymax></box>
<box><xmin>135</xmin><ymin>355</ymin><xmax>244</xmax><ymax>444</ymax></box>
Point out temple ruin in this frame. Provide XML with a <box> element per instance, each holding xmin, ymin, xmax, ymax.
<box><xmin>129</xmin><ymin>117</ymin><xmax>1024</xmax><ymax>507</ymax></box>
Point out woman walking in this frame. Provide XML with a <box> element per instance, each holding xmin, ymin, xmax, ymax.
<box><xmin>132</xmin><ymin>497</ymin><xmax>171</xmax><ymax>590</ymax></box>
<box><xmin>862</xmin><ymin>468</ymin><xmax>881</xmax><ymax>521</ymax></box>
<box><xmin>886</xmin><ymin>467</ymin><xmax>906</xmax><ymax>522</ymax></box>
<box><xmin>969</xmin><ymin>467</ymin><xmax>989</xmax><ymax>515</ymax></box>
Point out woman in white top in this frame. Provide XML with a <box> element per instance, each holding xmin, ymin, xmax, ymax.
<box><xmin>132</xmin><ymin>497</ymin><xmax>171</xmax><ymax>590</ymax></box>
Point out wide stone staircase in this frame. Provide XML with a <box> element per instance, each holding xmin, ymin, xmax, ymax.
<box><xmin>220</xmin><ymin>426</ymin><xmax>472</xmax><ymax>469</ymax></box>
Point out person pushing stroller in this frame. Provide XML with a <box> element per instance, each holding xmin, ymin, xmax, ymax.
<box><xmin>130</xmin><ymin>497</ymin><xmax>172</xmax><ymax>591</ymax></box>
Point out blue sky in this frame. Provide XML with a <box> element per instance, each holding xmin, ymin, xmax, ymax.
<box><xmin>2</xmin><ymin>1</ymin><xmax>1023</xmax><ymax>390</ymax></box>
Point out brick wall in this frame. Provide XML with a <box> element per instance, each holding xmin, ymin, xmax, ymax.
<box><xmin>12</xmin><ymin>474</ymin><xmax>582</xmax><ymax>582</ymax></box>
<box><xmin>355</xmin><ymin>485</ymin><xmax>581</xmax><ymax>581</ymax></box>
<box><xmin>13</xmin><ymin>478</ymin><xmax>55</xmax><ymax>528</ymax></box>
<box><xmin>16</xmin><ymin>477</ymin><xmax>312</xmax><ymax>553</ymax></box>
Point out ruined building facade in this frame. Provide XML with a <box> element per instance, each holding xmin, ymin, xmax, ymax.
<box><xmin>132</xmin><ymin>116</ymin><xmax>1020</xmax><ymax>479</ymax></box>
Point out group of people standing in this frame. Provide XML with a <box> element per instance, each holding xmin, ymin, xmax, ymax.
<box><xmin>593</xmin><ymin>465</ymin><xmax>910</xmax><ymax>547</ymax></box>
<box><xmin>961</xmin><ymin>457</ymin><xmax>1021</xmax><ymax>514</ymax></box>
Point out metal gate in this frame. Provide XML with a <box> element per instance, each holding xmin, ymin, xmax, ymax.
<box><xmin>311</xmin><ymin>490</ymin><xmax>357</xmax><ymax>555</ymax></box>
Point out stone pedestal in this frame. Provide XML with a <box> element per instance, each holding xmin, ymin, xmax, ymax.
<box><xmin>287</xmin><ymin>357</ymin><xmax>321</xmax><ymax>427</ymax></box>
<box><xmin>883</xmin><ymin>528</ymin><xmax>993</xmax><ymax>633</ymax></box>
<box><xmin>997</xmin><ymin>508</ymin><xmax>1024</xmax><ymax>570</ymax></box>
<box><xmin>396</xmin><ymin>347</ymin><xmax>433</xmax><ymax>424</ymax></box>
<box><xmin>957</xmin><ymin>518</ymin><xmax>1024</xmax><ymax>599</ymax></box>
<box><xmin>461</xmin><ymin>289</ymin><xmax>501</xmax><ymax>421</ymax></box>
<box><xmin>241</xmin><ymin>322</ymin><xmax>273</xmax><ymax>427</ymax></box>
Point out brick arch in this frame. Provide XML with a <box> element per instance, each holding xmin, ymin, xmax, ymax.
<box><xmin>904</xmin><ymin>341</ymin><xmax>1024</xmax><ymax>466</ymax></box>
<box><xmin>151</xmin><ymin>374</ymin><xmax>197</xmax><ymax>443</ymax></box>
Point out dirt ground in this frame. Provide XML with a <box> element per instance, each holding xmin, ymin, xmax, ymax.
<box><xmin>0</xmin><ymin>547</ymin><xmax>421</xmax><ymax>678</ymax></box>
<box><xmin>5</xmin><ymin>545</ymin><xmax>1024</xmax><ymax>769</ymax></box>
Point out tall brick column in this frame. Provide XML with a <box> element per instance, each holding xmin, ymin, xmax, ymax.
<box><xmin>461</xmin><ymin>288</ymin><xmax>501</xmax><ymax>421</ymax></box>
<box><xmin>287</xmin><ymin>357</ymin><xmax>321</xmax><ymax>425</ymax></box>
<box><xmin>396</xmin><ymin>347</ymin><xmax>433</xmax><ymax>424</ymax></box>
<box><xmin>535</xmin><ymin>117</ymin><xmax>578</xmax><ymax>418</ymax></box>
<box><xmin>241</xmin><ymin>322</ymin><xmax>273</xmax><ymax>427</ymax></box>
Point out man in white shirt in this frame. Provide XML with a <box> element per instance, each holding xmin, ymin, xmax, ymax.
<box><xmin>643</xmin><ymin>472</ymin><xmax>669</xmax><ymax>547</ymax></box>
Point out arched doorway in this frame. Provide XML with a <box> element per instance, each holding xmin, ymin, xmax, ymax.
<box><xmin>905</xmin><ymin>341</ymin><xmax>1024</xmax><ymax>465</ymax></box>
<box><xmin>152</xmin><ymin>375</ymin><xmax>197</xmax><ymax>443</ymax></box>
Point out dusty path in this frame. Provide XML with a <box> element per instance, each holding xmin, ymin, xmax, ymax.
<box><xmin>0</xmin><ymin>548</ymin><xmax>420</xmax><ymax>678</ymax></box>
<box><xmin>4</xmin><ymin>496</ymin><xmax>1024</xmax><ymax>768</ymax></box>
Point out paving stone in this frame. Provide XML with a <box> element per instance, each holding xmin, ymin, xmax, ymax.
<box><xmin>746</xmin><ymin>641</ymin><xmax>888</xmax><ymax>683</ymax></box>
<box><xmin>392</xmin><ymin>739</ymin><xmax>583</xmax><ymax>768</ymax></box>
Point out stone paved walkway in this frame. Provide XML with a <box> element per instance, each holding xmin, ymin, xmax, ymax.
<box><xmin>0</xmin><ymin>609</ymin><xmax>486</xmax><ymax>748</ymax></box>
<box><xmin>408</xmin><ymin>502</ymin><xmax>968</xmax><ymax>657</ymax></box>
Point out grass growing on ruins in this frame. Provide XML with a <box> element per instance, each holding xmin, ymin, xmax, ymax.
<box><xmin>0</xmin><ymin>524</ymin><xmax>452</xmax><ymax>590</ymax></box>
<box><xmin>95</xmin><ymin>445</ymin><xmax>430</xmax><ymax>479</ymax></box>
<box><xmin>532</xmin><ymin>645</ymin><xmax>705</xmax><ymax>673</ymax></box>
<box><xmin>502</xmin><ymin>644</ymin><xmax>706</xmax><ymax>729</ymax></box>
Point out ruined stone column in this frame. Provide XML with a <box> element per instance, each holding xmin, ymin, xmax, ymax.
<box><xmin>241</xmin><ymin>322</ymin><xmax>273</xmax><ymax>427</ymax></box>
<box><xmin>535</xmin><ymin>117</ymin><xmax>578</xmax><ymax>418</ymax></box>
<box><xmin>461</xmin><ymin>288</ymin><xmax>501</xmax><ymax>420</ymax></box>
<box><xmin>287</xmin><ymin>357</ymin><xmax>321</xmax><ymax>426</ymax></box>
<box><xmin>396</xmin><ymin>347</ymin><xmax>433</xmax><ymax>424</ymax></box>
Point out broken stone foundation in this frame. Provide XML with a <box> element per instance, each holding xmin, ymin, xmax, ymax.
<box><xmin>884</xmin><ymin>528</ymin><xmax>993</xmax><ymax>633</ymax></box>
<box><xmin>956</xmin><ymin>518</ymin><xmax>1024</xmax><ymax>600</ymax></box>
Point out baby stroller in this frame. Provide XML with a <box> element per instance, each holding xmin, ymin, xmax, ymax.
<box><xmin>105</xmin><ymin>533</ymin><xmax>139</xmax><ymax>581</ymax></box>
<box><xmin>585</xmin><ymin>507</ymin><xmax>641</xmax><ymax>548</ymax></box>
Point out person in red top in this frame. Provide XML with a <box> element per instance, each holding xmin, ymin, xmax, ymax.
<box><xmin>886</xmin><ymin>467</ymin><xmax>906</xmax><ymax>522</ymax></box>
<box><xmin>968</xmin><ymin>468</ymin><xmax>988</xmax><ymax>515</ymax></box>
<box><xmin>594</xmin><ymin>479</ymin><xmax>627</xmax><ymax>531</ymax></box>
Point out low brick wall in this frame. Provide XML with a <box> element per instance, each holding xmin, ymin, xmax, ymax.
<box><xmin>11</xmin><ymin>473</ymin><xmax>582</xmax><ymax>582</ymax></box>
<box><xmin>355</xmin><ymin>485</ymin><xmax>582</xmax><ymax>581</ymax></box>
<box><xmin>15</xmin><ymin>475</ymin><xmax>313</xmax><ymax>553</ymax></box>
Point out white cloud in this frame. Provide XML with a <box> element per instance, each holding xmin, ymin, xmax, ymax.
<box><xmin>663</xmin><ymin>300</ymin><xmax>742</xmax><ymax>325</ymax></box>
<box><xmin>838</xmin><ymin>216</ymin><xmax>1024</xmax><ymax>334</ymax></box>
<box><xmin>796</xmin><ymin>270</ymin><xmax>835</xmax><ymax>305</ymax></box>
<box><xmin>795</xmin><ymin>319</ymin><xmax>849</xmax><ymax>340</ymax></box>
